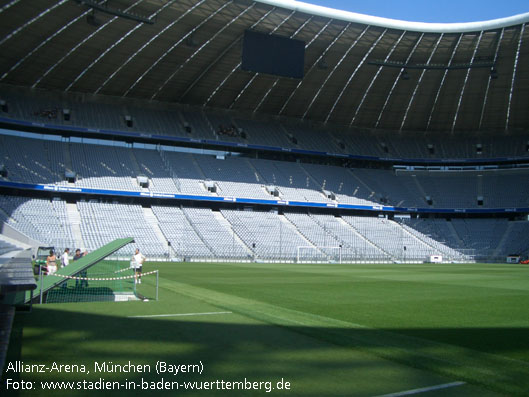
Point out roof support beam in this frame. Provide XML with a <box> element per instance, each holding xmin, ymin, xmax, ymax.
<box><xmin>343</xmin><ymin>30</ymin><xmax>388</xmax><ymax>127</ymax></box>
<box><xmin>505</xmin><ymin>23</ymin><xmax>525</xmax><ymax>131</ymax></box>
<box><xmin>374</xmin><ymin>33</ymin><xmax>425</xmax><ymax>129</ymax></box>
<box><xmin>398</xmin><ymin>34</ymin><xmax>444</xmax><ymax>131</ymax></box>
<box><xmin>346</xmin><ymin>31</ymin><xmax>406</xmax><ymax>126</ymax></box>
<box><xmin>303</xmin><ymin>25</ymin><xmax>372</xmax><ymax>120</ymax></box>
<box><xmin>0</xmin><ymin>0</ymin><xmax>68</xmax><ymax>47</ymax></box>
<box><xmin>151</xmin><ymin>1</ymin><xmax>253</xmax><ymax>100</ymax></box>
<box><xmin>228</xmin><ymin>10</ymin><xmax>297</xmax><ymax>109</ymax></box>
<box><xmin>95</xmin><ymin>0</ymin><xmax>195</xmax><ymax>95</ymax></box>
<box><xmin>0</xmin><ymin>0</ymin><xmax>22</xmax><ymax>14</ymax></box>
<box><xmin>1</xmin><ymin>8</ymin><xmax>92</xmax><ymax>81</ymax></box>
<box><xmin>368</xmin><ymin>60</ymin><xmax>494</xmax><ymax>70</ymax></box>
<box><xmin>32</xmin><ymin>0</ymin><xmax>145</xmax><ymax>89</ymax></box>
<box><xmin>65</xmin><ymin>0</ymin><xmax>175</xmax><ymax>92</ymax></box>
<box><xmin>74</xmin><ymin>0</ymin><xmax>154</xmax><ymax>24</ymax></box>
<box><xmin>253</xmin><ymin>17</ymin><xmax>330</xmax><ymax>114</ymax></box>
<box><xmin>450</xmin><ymin>31</ymin><xmax>484</xmax><ymax>132</ymax></box>
<box><xmin>478</xmin><ymin>28</ymin><xmax>505</xmax><ymax>130</ymax></box>
<box><xmin>124</xmin><ymin>0</ymin><xmax>231</xmax><ymax>98</ymax></box>
<box><xmin>203</xmin><ymin>8</ymin><xmax>277</xmax><ymax>107</ymax></box>
<box><xmin>425</xmin><ymin>33</ymin><xmax>464</xmax><ymax>131</ymax></box>
<box><xmin>279</xmin><ymin>22</ymin><xmax>351</xmax><ymax>115</ymax></box>
<box><xmin>179</xmin><ymin>34</ymin><xmax>243</xmax><ymax>102</ymax></box>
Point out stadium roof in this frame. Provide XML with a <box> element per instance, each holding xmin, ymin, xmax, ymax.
<box><xmin>0</xmin><ymin>0</ymin><xmax>528</xmax><ymax>133</ymax></box>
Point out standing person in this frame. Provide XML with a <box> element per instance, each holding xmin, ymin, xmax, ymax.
<box><xmin>73</xmin><ymin>248</ymin><xmax>82</xmax><ymax>261</ymax></box>
<box><xmin>60</xmin><ymin>248</ymin><xmax>70</xmax><ymax>289</ymax></box>
<box><xmin>46</xmin><ymin>250</ymin><xmax>57</xmax><ymax>275</ymax></box>
<box><xmin>74</xmin><ymin>249</ymin><xmax>89</xmax><ymax>288</ymax></box>
<box><xmin>61</xmin><ymin>248</ymin><xmax>70</xmax><ymax>267</ymax></box>
<box><xmin>131</xmin><ymin>248</ymin><xmax>146</xmax><ymax>284</ymax></box>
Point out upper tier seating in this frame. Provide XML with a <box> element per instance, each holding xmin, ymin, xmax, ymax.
<box><xmin>1</xmin><ymin>89</ymin><xmax>528</xmax><ymax>160</ymax></box>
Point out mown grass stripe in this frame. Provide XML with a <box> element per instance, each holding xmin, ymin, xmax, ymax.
<box><xmin>157</xmin><ymin>276</ymin><xmax>529</xmax><ymax>396</ymax></box>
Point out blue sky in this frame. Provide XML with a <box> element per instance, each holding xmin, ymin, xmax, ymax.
<box><xmin>300</xmin><ymin>1</ymin><xmax>529</xmax><ymax>23</ymax></box>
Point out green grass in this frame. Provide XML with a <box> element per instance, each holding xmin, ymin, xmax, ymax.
<box><xmin>4</xmin><ymin>262</ymin><xmax>529</xmax><ymax>396</ymax></box>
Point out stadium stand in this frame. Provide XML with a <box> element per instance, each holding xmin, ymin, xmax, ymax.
<box><xmin>343</xmin><ymin>216</ymin><xmax>431</xmax><ymax>262</ymax></box>
<box><xmin>221</xmin><ymin>209</ymin><xmax>312</xmax><ymax>261</ymax></box>
<box><xmin>70</xmin><ymin>143</ymin><xmax>142</xmax><ymax>191</ymax></box>
<box><xmin>2</xmin><ymin>87</ymin><xmax>529</xmax><ymax>160</ymax></box>
<box><xmin>404</xmin><ymin>217</ymin><xmax>529</xmax><ymax>260</ymax></box>
<box><xmin>0</xmin><ymin>134</ymin><xmax>66</xmax><ymax>185</ymax></box>
<box><xmin>0</xmin><ymin>196</ymin><xmax>75</xmax><ymax>251</ymax></box>
<box><xmin>249</xmin><ymin>158</ymin><xmax>330</xmax><ymax>202</ymax></box>
<box><xmin>300</xmin><ymin>163</ymin><xmax>375</xmax><ymax>205</ymax></box>
<box><xmin>181</xmin><ymin>110</ymin><xmax>217</xmax><ymax>140</ymax></box>
<box><xmin>152</xmin><ymin>205</ymin><xmax>215</xmax><ymax>260</ymax></box>
<box><xmin>77</xmin><ymin>201</ymin><xmax>166</xmax><ymax>258</ymax></box>
<box><xmin>499</xmin><ymin>221</ymin><xmax>529</xmax><ymax>257</ymax></box>
<box><xmin>181</xmin><ymin>207</ymin><xmax>251</xmax><ymax>260</ymax></box>
<box><xmin>0</xmin><ymin>9</ymin><xmax>528</xmax><ymax>264</ymax></box>
<box><xmin>194</xmin><ymin>155</ymin><xmax>270</xmax><ymax>199</ymax></box>
<box><xmin>3</xmin><ymin>132</ymin><xmax>529</xmax><ymax>211</ymax></box>
<box><xmin>1</xmin><ymin>127</ymin><xmax>529</xmax><ymax>263</ymax></box>
<box><xmin>0</xmin><ymin>189</ymin><xmax>483</xmax><ymax>262</ymax></box>
<box><xmin>308</xmin><ymin>213</ymin><xmax>388</xmax><ymax>261</ymax></box>
<box><xmin>2</xmin><ymin>4</ymin><xmax>529</xmax><ymax>397</ymax></box>
<box><xmin>133</xmin><ymin>148</ymin><xmax>180</xmax><ymax>193</ymax></box>
<box><xmin>159</xmin><ymin>152</ymin><xmax>211</xmax><ymax>196</ymax></box>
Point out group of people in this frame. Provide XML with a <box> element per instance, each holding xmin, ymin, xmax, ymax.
<box><xmin>34</xmin><ymin>107</ymin><xmax>59</xmax><ymax>119</ymax></box>
<box><xmin>45</xmin><ymin>248</ymin><xmax>146</xmax><ymax>285</ymax></box>
<box><xmin>217</xmin><ymin>124</ymin><xmax>240</xmax><ymax>137</ymax></box>
<box><xmin>45</xmin><ymin>248</ymin><xmax>89</xmax><ymax>287</ymax></box>
<box><xmin>45</xmin><ymin>248</ymin><xmax>86</xmax><ymax>274</ymax></box>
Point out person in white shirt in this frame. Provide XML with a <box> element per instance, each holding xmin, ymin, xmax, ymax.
<box><xmin>60</xmin><ymin>248</ymin><xmax>70</xmax><ymax>289</ymax></box>
<box><xmin>61</xmin><ymin>248</ymin><xmax>70</xmax><ymax>267</ymax></box>
<box><xmin>131</xmin><ymin>248</ymin><xmax>146</xmax><ymax>284</ymax></box>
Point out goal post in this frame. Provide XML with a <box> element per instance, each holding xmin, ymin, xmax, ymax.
<box><xmin>297</xmin><ymin>246</ymin><xmax>343</xmax><ymax>263</ymax></box>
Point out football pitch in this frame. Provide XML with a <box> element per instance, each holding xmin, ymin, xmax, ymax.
<box><xmin>4</xmin><ymin>261</ymin><xmax>529</xmax><ymax>396</ymax></box>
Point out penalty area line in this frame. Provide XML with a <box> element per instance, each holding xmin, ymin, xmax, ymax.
<box><xmin>374</xmin><ymin>381</ymin><xmax>466</xmax><ymax>397</ymax></box>
<box><xmin>128</xmin><ymin>311</ymin><xmax>233</xmax><ymax>319</ymax></box>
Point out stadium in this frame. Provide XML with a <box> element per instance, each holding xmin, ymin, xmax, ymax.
<box><xmin>0</xmin><ymin>0</ymin><xmax>529</xmax><ymax>395</ymax></box>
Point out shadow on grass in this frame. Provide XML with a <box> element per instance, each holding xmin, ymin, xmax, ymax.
<box><xmin>3</xmin><ymin>307</ymin><xmax>529</xmax><ymax>396</ymax></box>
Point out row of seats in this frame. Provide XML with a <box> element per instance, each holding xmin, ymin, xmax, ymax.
<box><xmin>1</xmin><ymin>195</ymin><xmax>509</xmax><ymax>262</ymax></box>
<box><xmin>404</xmin><ymin>218</ymin><xmax>529</xmax><ymax>260</ymax></box>
<box><xmin>2</xmin><ymin>134</ymin><xmax>529</xmax><ymax>209</ymax></box>
<box><xmin>221</xmin><ymin>209</ymin><xmax>309</xmax><ymax>261</ymax></box>
<box><xmin>77</xmin><ymin>201</ymin><xmax>167</xmax><ymax>257</ymax></box>
<box><xmin>0</xmin><ymin>196</ymin><xmax>76</xmax><ymax>250</ymax></box>
<box><xmin>1</xmin><ymin>89</ymin><xmax>528</xmax><ymax>159</ymax></box>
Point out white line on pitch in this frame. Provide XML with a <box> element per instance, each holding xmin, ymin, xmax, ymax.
<box><xmin>128</xmin><ymin>311</ymin><xmax>233</xmax><ymax>318</ymax></box>
<box><xmin>374</xmin><ymin>381</ymin><xmax>466</xmax><ymax>397</ymax></box>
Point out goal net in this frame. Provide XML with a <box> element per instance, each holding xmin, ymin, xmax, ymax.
<box><xmin>297</xmin><ymin>246</ymin><xmax>343</xmax><ymax>263</ymax></box>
